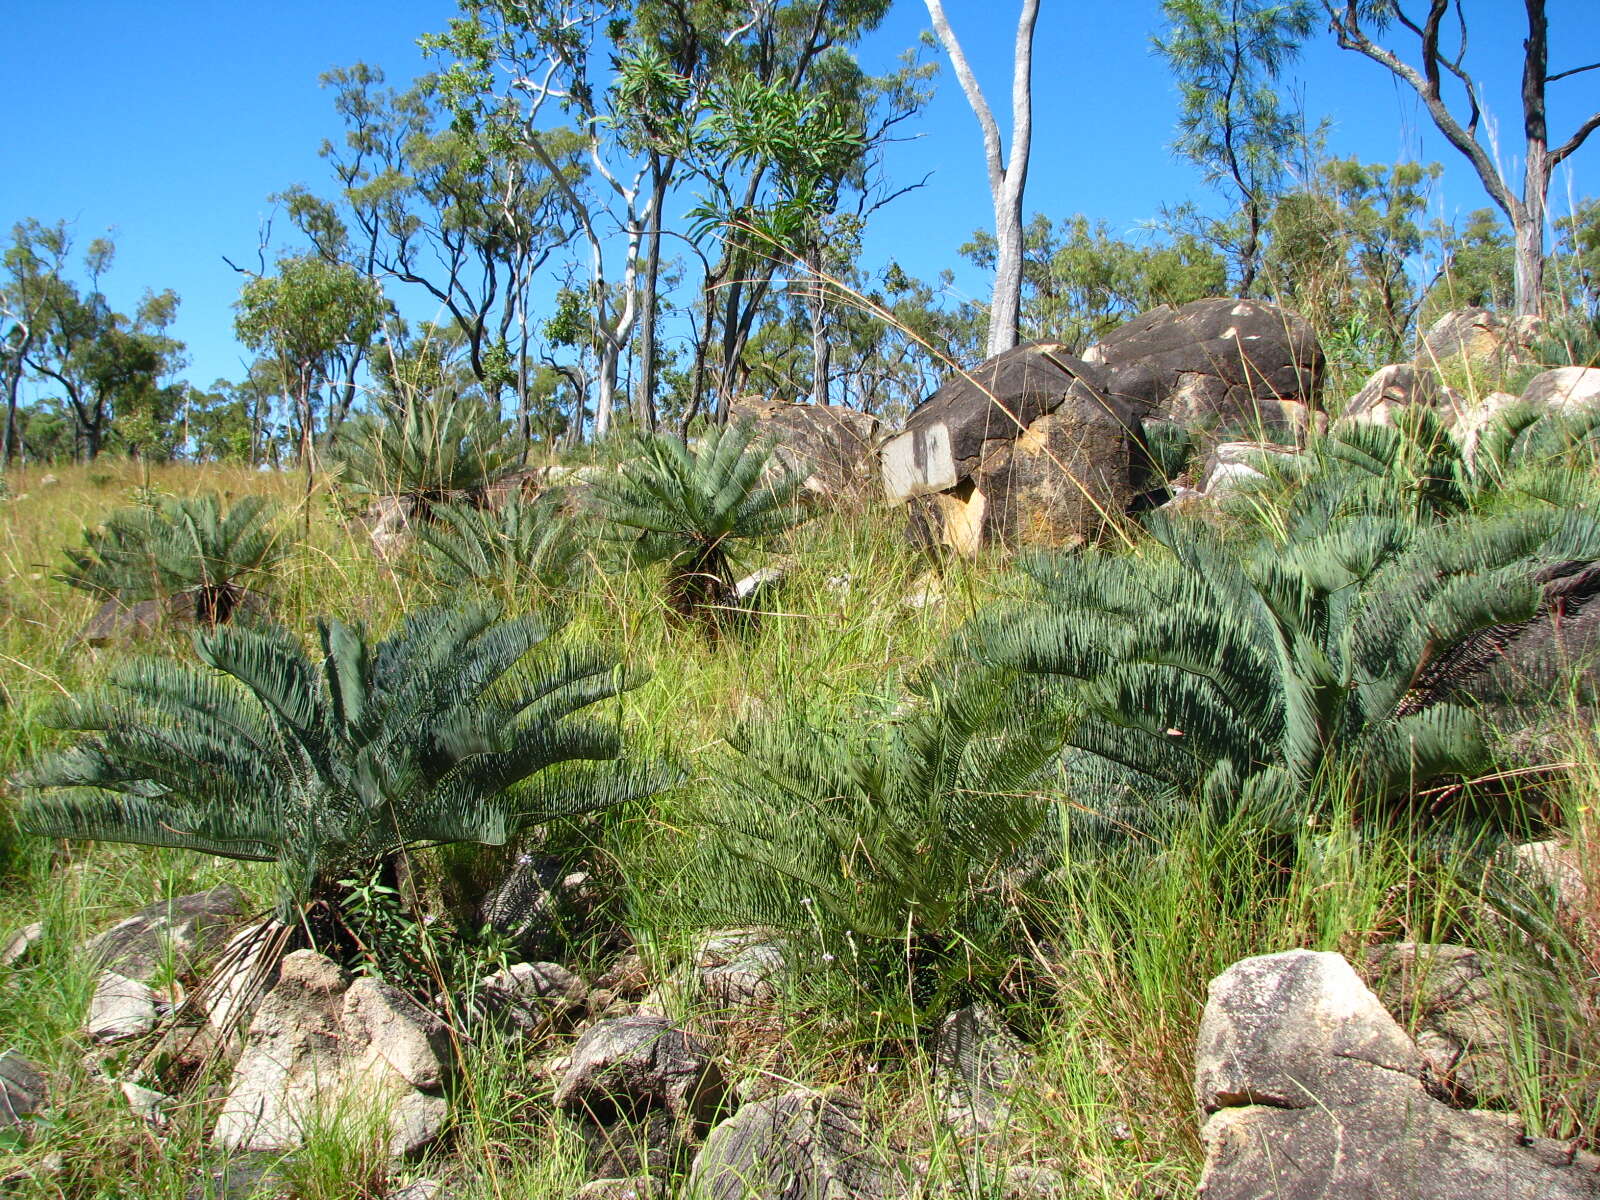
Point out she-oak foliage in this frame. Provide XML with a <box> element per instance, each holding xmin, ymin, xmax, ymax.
<box><xmin>18</xmin><ymin>599</ymin><xmax>661</xmax><ymax>920</ymax></box>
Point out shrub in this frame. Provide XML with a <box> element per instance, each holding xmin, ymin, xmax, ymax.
<box><xmin>592</xmin><ymin>421</ymin><xmax>805</xmax><ymax>627</ymax></box>
<box><xmin>58</xmin><ymin>492</ymin><xmax>285</xmax><ymax>623</ymax></box>
<box><xmin>683</xmin><ymin>680</ymin><xmax>1060</xmax><ymax>1008</ymax></box>
<box><xmin>17</xmin><ymin>598</ymin><xmax>664</xmax><ymax>953</ymax></box>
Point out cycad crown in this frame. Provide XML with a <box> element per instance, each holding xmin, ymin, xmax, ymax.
<box><xmin>962</xmin><ymin>506</ymin><xmax>1600</xmax><ymax>829</ymax></box>
<box><xmin>593</xmin><ymin>421</ymin><xmax>805</xmax><ymax>619</ymax></box>
<box><xmin>413</xmin><ymin>493</ymin><xmax>585</xmax><ymax>600</ymax></box>
<box><xmin>19</xmin><ymin>598</ymin><xmax>660</xmax><ymax>918</ymax></box>
<box><xmin>337</xmin><ymin>392</ymin><xmax>519</xmax><ymax>506</ymax></box>
<box><xmin>690</xmin><ymin>681</ymin><xmax>1059</xmax><ymax>941</ymax></box>
<box><xmin>59</xmin><ymin>492</ymin><xmax>285</xmax><ymax>623</ymax></box>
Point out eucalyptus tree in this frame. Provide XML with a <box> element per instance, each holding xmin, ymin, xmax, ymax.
<box><xmin>1321</xmin><ymin>0</ymin><xmax>1600</xmax><ymax>318</ymax></box>
<box><xmin>1154</xmin><ymin>0</ymin><xmax>1314</xmax><ymax>293</ymax></box>
<box><xmin>234</xmin><ymin>254</ymin><xmax>385</xmax><ymax>513</ymax></box>
<box><xmin>279</xmin><ymin>65</ymin><xmax>582</xmax><ymax>432</ymax></box>
<box><xmin>6</xmin><ymin>222</ymin><xmax>186</xmax><ymax>460</ymax></box>
<box><xmin>923</xmin><ymin>0</ymin><xmax>1039</xmax><ymax>358</ymax></box>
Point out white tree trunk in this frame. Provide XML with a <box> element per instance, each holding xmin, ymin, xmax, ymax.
<box><xmin>925</xmin><ymin>0</ymin><xmax>1039</xmax><ymax>358</ymax></box>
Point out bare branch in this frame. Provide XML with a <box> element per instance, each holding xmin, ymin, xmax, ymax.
<box><xmin>1549</xmin><ymin>61</ymin><xmax>1600</xmax><ymax>84</ymax></box>
<box><xmin>1551</xmin><ymin>111</ymin><xmax>1600</xmax><ymax>166</ymax></box>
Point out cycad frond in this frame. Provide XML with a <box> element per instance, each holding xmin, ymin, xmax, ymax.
<box><xmin>412</xmin><ymin>494</ymin><xmax>586</xmax><ymax>599</ymax></box>
<box><xmin>336</xmin><ymin>392</ymin><xmax>518</xmax><ymax>505</ymax></box>
<box><xmin>17</xmin><ymin>598</ymin><xmax>658</xmax><ymax>918</ymax></box>
<box><xmin>59</xmin><ymin>492</ymin><xmax>285</xmax><ymax>621</ymax></box>
<box><xmin>592</xmin><ymin>421</ymin><xmax>807</xmax><ymax>626</ymax></box>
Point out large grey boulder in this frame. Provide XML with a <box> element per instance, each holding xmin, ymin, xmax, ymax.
<box><xmin>474</xmin><ymin>961</ymin><xmax>589</xmax><ymax>1033</ymax></box>
<box><xmin>1082</xmin><ymin>298</ymin><xmax>1323</xmax><ymax>440</ymax></box>
<box><xmin>84</xmin><ymin>885</ymin><xmax>247</xmax><ymax>983</ymax></box>
<box><xmin>696</xmin><ymin>930</ymin><xmax>788</xmax><ymax>1012</ymax></box>
<box><xmin>1417</xmin><ymin>306</ymin><xmax>1540</xmax><ymax>370</ymax></box>
<box><xmin>212</xmin><ymin>949</ymin><xmax>452</xmax><ymax>1155</ymax></box>
<box><xmin>1521</xmin><ymin>366</ymin><xmax>1600</xmax><ymax>410</ymax></box>
<box><xmin>881</xmin><ymin>343</ymin><xmax>1138</xmax><ymax>555</ymax></box>
<box><xmin>687</xmin><ymin>1088</ymin><xmax>905</xmax><ymax>1200</ymax></box>
<box><xmin>553</xmin><ymin>1017</ymin><xmax>727</xmax><ymax>1176</ymax></box>
<box><xmin>1196</xmin><ymin>949</ymin><xmax>1600</xmax><ymax>1199</ymax></box>
<box><xmin>728</xmin><ymin>398</ymin><xmax>882</xmax><ymax>501</ymax></box>
<box><xmin>1342</xmin><ymin>364</ymin><xmax>1461</xmax><ymax>426</ymax></box>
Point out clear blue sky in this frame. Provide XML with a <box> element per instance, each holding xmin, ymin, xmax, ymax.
<box><xmin>4</xmin><ymin>1</ymin><xmax>1596</xmax><ymax>393</ymax></box>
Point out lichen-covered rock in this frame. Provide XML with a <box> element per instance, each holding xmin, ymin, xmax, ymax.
<box><xmin>84</xmin><ymin>885</ymin><xmax>246</xmax><ymax>983</ymax></box>
<box><xmin>933</xmin><ymin>1003</ymin><xmax>1030</xmax><ymax>1138</ymax></box>
<box><xmin>883</xmin><ymin>343</ymin><xmax>1137</xmax><ymax>555</ymax></box>
<box><xmin>728</xmin><ymin>398</ymin><xmax>881</xmax><ymax>501</ymax></box>
<box><xmin>1083</xmin><ymin>298</ymin><xmax>1323</xmax><ymax>439</ymax></box>
<box><xmin>212</xmin><ymin>950</ymin><xmax>452</xmax><ymax>1155</ymax></box>
<box><xmin>1196</xmin><ymin>949</ymin><xmax>1600</xmax><ymax>1200</ymax></box>
<box><xmin>688</xmin><ymin>1088</ymin><xmax>905</xmax><ymax>1200</ymax></box>
<box><xmin>696</xmin><ymin>931</ymin><xmax>787</xmax><ymax>1012</ymax></box>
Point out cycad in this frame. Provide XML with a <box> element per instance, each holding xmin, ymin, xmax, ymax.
<box><xmin>59</xmin><ymin>492</ymin><xmax>285</xmax><ymax>623</ymax></box>
<box><xmin>18</xmin><ymin>598</ymin><xmax>662</xmax><ymax>937</ymax></box>
<box><xmin>592</xmin><ymin>422</ymin><xmax>805</xmax><ymax>625</ymax></box>
<box><xmin>336</xmin><ymin>392</ymin><xmax>519</xmax><ymax>508</ymax></box>
<box><xmin>687</xmin><ymin>681</ymin><xmax>1060</xmax><ymax>944</ymax></box>
<box><xmin>960</xmin><ymin>507</ymin><xmax>1600</xmax><ymax>829</ymax></box>
<box><xmin>412</xmin><ymin>493</ymin><xmax>586</xmax><ymax>602</ymax></box>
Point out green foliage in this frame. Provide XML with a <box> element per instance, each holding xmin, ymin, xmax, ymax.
<box><xmin>687</xmin><ymin>679</ymin><xmax>1059</xmax><ymax>945</ymax></box>
<box><xmin>335</xmin><ymin>391</ymin><xmax>519</xmax><ymax>506</ymax></box>
<box><xmin>961</xmin><ymin>506</ymin><xmax>1600</xmax><ymax>831</ymax></box>
<box><xmin>412</xmin><ymin>492</ymin><xmax>587</xmax><ymax>602</ymax></box>
<box><xmin>592</xmin><ymin>421</ymin><xmax>806</xmax><ymax>625</ymax></box>
<box><xmin>17</xmin><ymin>598</ymin><xmax>661</xmax><ymax>924</ymax></box>
<box><xmin>58</xmin><ymin>492</ymin><xmax>285</xmax><ymax>622</ymax></box>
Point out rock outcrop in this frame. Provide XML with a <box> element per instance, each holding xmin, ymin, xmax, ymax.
<box><xmin>1083</xmin><ymin>298</ymin><xmax>1323</xmax><ymax>440</ymax></box>
<box><xmin>1196</xmin><ymin>948</ymin><xmax>1600</xmax><ymax>1199</ymax></box>
<box><xmin>212</xmin><ymin>949</ymin><xmax>452</xmax><ymax>1155</ymax></box>
<box><xmin>881</xmin><ymin>342</ymin><xmax>1138</xmax><ymax>555</ymax></box>
<box><xmin>729</xmin><ymin>399</ymin><xmax>882</xmax><ymax>501</ymax></box>
<box><xmin>1342</xmin><ymin>363</ymin><xmax>1461</xmax><ymax>426</ymax></box>
<box><xmin>84</xmin><ymin>885</ymin><xmax>246</xmax><ymax>982</ymax></box>
<box><xmin>1521</xmin><ymin>366</ymin><xmax>1600</xmax><ymax>410</ymax></box>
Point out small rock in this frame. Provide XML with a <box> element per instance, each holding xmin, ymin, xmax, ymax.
<box><xmin>476</xmin><ymin>961</ymin><xmax>589</xmax><ymax>1032</ymax></box>
<box><xmin>734</xmin><ymin>566</ymin><xmax>787</xmax><ymax>602</ymax></box>
<box><xmin>933</xmin><ymin>1003</ymin><xmax>1030</xmax><ymax>1137</ymax></box>
<box><xmin>83</xmin><ymin>885</ymin><xmax>246</xmax><ymax>983</ymax></box>
<box><xmin>0</xmin><ymin>1052</ymin><xmax>47</xmax><ymax>1131</ymax></box>
<box><xmin>38</xmin><ymin>474</ymin><xmax>58</xmax><ymax>488</ymax></box>
<box><xmin>1</xmin><ymin>922</ymin><xmax>43</xmax><ymax>968</ymax></box>
<box><xmin>697</xmin><ymin>931</ymin><xmax>787</xmax><ymax>1011</ymax></box>
<box><xmin>688</xmin><ymin>1088</ymin><xmax>905</xmax><ymax>1200</ymax></box>
<box><xmin>390</xmin><ymin>1181</ymin><xmax>444</xmax><ymax>1200</ymax></box>
<box><xmin>570</xmin><ymin>1178</ymin><xmax>661</xmax><ymax>1200</ymax></box>
<box><xmin>86</xmin><ymin>972</ymin><xmax>158</xmax><ymax>1042</ymax></box>
<box><xmin>120</xmin><ymin>1080</ymin><xmax>172</xmax><ymax>1126</ymax></box>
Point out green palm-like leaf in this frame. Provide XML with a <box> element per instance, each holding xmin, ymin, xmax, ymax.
<box><xmin>59</xmin><ymin>492</ymin><xmax>286</xmax><ymax>621</ymax></box>
<box><xmin>336</xmin><ymin>391</ymin><xmax>518</xmax><ymax>506</ymax></box>
<box><xmin>591</xmin><ymin>420</ymin><xmax>807</xmax><ymax>624</ymax></box>
<box><xmin>17</xmin><ymin>597</ymin><xmax>660</xmax><ymax>918</ymax></box>
<box><xmin>412</xmin><ymin>493</ymin><xmax>585</xmax><ymax>600</ymax></box>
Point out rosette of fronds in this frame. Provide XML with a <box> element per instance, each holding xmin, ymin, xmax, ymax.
<box><xmin>957</xmin><ymin>507</ymin><xmax>1600</xmax><ymax>833</ymax></box>
<box><xmin>58</xmin><ymin>492</ymin><xmax>285</xmax><ymax>624</ymax></box>
<box><xmin>687</xmin><ymin>680</ymin><xmax>1061</xmax><ymax>946</ymax></box>
<box><xmin>1469</xmin><ymin>399</ymin><xmax>1600</xmax><ymax>504</ymax></box>
<box><xmin>18</xmin><ymin>598</ymin><xmax>665</xmax><ymax>938</ymax></box>
<box><xmin>336</xmin><ymin>392</ymin><xmax>519</xmax><ymax>509</ymax></box>
<box><xmin>412</xmin><ymin>493</ymin><xmax>586</xmax><ymax>603</ymax></box>
<box><xmin>592</xmin><ymin>421</ymin><xmax>805</xmax><ymax>626</ymax></box>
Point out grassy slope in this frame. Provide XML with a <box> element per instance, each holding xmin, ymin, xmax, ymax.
<box><xmin>0</xmin><ymin>456</ymin><xmax>1595</xmax><ymax>1198</ymax></box>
